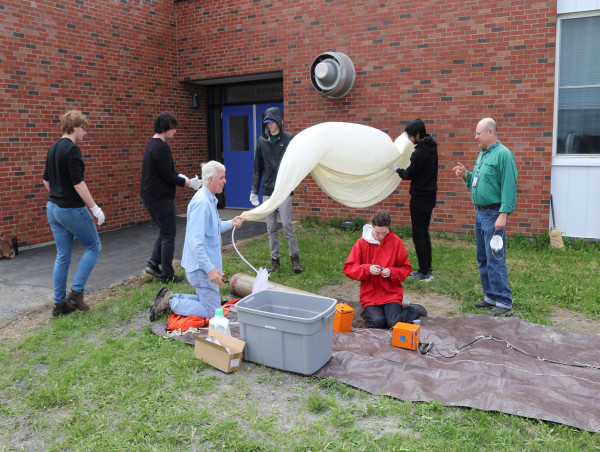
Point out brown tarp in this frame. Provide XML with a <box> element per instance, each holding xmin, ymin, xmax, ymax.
<box><xmin>150</xmin><ymin>300</ymin><xmax>600</xmax><ymax>432</ymax></box>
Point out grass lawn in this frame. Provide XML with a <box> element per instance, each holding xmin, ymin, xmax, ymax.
<box><xmin>0</xmin><ymin>219</ymin><xmax>598</xmax><ymax>450</ymax></box>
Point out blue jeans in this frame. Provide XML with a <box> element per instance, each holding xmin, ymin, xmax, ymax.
<box><xmin>169</xmin><ymin>269</ymin><xmax>220</xmax><ymax>318</ymax></box>
<box><xmin>475</xmin><ymin>207</ymin><xmax>512</xmax><ymax>309</ymax></box>
<box><xmin>46</xmin><ymin>201</ymin><xmax>102</xmax><ymax>304</ymax></box>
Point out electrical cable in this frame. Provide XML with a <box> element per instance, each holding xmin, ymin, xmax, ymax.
<box><xmin>418</xmin><ymin>335</ymin><xmax>600</xmax><ymax>370</ymax></box>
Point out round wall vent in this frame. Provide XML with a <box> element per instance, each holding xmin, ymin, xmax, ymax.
<box><xmin>310</xmin><ymin>52</ymin><xmax>356</xmax><ymax>99</ymax></box>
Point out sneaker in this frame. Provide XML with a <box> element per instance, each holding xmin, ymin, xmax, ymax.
<box><xmin>474</xmin><ymin>299</ymin><xmax>495</xmax><ymax>309</ymax></box>
<box><xmin>52</xmin><ymin>302</ymin><xmax>77</xmax><ymax>317</ymax></box>
<box><xmin>267</xmin><ymin>258</ymin><xmax>280</xmax><ymax>274</ymax></box>
<box><xmin>160</xmin><ymin>274</ymin><xmax>185</xmax><ymax>284</ymax></box>
<box><xmin>149</xmin><ymin>286</ymin><xmax>173</xmax><ymax>321</ymax></box>
<box><xmin>407</xmin><ymin>271</ymin><xmax>432</xmax><ymax>282</ymax></box>
<box><xmin>489</xmin><ymin>306</ymin><xmax>513</xmax><ymax>317</ymax></box>
<box><xmin>144</xmin><ymin>260</ymin><xmax>161</xmax><ymax>278</ymax></box>
<box><xmin>407</xmin><ymin>303</ymin><xmax>428</xmax><ymax>317</ymax></box>
<box><xmin>290</xmin><ymin>253</ymin><xmax>303</xmax><ymax>274</ymax></box>
<box><xmin>66</xmin><ymin>289</ymin><xmax>89</xmax><ymax>311</ymax></box>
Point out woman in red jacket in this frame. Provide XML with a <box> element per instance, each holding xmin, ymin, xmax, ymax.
<box><xmin>343</xmin><ymin>210</ymin><xmax>427</xmax><ymax>328</ymax></box>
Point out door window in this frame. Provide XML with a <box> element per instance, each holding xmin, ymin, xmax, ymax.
<box><xmin>228</xmin><ymin>116</ymin><xmax>250</xmax><ymax>152</ymax></box>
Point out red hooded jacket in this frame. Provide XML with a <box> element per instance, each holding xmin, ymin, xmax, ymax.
<box><xmin>343</xmin><ymin>225</ymin><xmax>411</xmax><ymax>308</ymax></box>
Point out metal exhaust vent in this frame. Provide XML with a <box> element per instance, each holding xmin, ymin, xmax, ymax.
<box><xmin>310</xmin><ymin>52</ymin><xmax>355</xmax><ymax>99</ymax></box>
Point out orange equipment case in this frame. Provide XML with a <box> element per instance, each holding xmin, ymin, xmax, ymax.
<box><xmin>333</xmin><ymin>302</ymin><xmax>354</xmax><ymax>332</ymax></box>
<box><xmin>392</xmin><ymin>322</ymin><xmax>420</xmax><ymax>350</ymax></box>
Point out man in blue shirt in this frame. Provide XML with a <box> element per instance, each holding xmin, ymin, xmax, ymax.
<box><xmin>150</xmin><ymin>161</ymin><xmax>244</xmax><ymax>321</ymax></box>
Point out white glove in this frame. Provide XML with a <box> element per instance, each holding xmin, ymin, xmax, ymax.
<box><xmin>178</xmin><ymin>173</ymin><xmax>189</xmax><ymax>182</ymax></box>
<box><xmin>250</xmin><ymin>193</ymin><xmax>259</xmax><ymax>206</ymax></box>
<box><xmin>189</xmin><ymin>175</ymin><xmax>201</xmax><ymax>191</ymax></box>
<box><xmin>390</xmin><ymin>164</ymin><xmax>399</xmax><ymax>172</ymax></box>
<box><xmin>91</xmin><ymin>205</ymin><xmax>105</xmax><ymax>226</ymax></box>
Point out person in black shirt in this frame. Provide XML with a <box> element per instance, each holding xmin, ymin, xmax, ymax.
<box><xmin>140</xmin><ymin>112</ymin><xmax>200</xmax><ymax>284</ymax></box>
<box><xmin>43</xmin><ymin>110</ymin><xmax>104</xmax><ymax>316</ymax></box>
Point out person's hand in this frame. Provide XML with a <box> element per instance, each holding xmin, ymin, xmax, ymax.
<box><xmin>250</xmin><ymin>193</ymin><xmax>259</xmax><ymax>206</ymax></box>
<box><xmin>495</xmin><ymin>213</ymin><xmax>508</xmax><ymax>231</ymax></box>
<box><xmin>178</xmin><ymin>173</ymin><xmax>188</xmax><ymax>181</ymax></box>
<box><xmin>452</xmin><ymin>162</ymin><xmax>466</xmax><ymax>179</ymax></box>
<box><xmin>390</xmin><ymin>164</ymin><xmax>399</xmax><ymax>172</ymax></box>
<box><xmin>381</xmin><ymin>267</ymin><xmax>391</xmax><ymax>278</ymax></box>
<box><xmin>369</xmin><ymin>265</ymin><xmax>383</xmax><ymax>276</ymax></box>
<box><xmin>90</xmin><ymin>205</ymin><xmax>105</xmax><ymax>226</ymax></box>
<box><xmin>189</xmin><ymin>175</ymin><xmax>201</xmax><ymax>190</ymax></box>
<box><xmin>208</xmin><ymin>268</ymin><xmax>225</xmax><ymax>287</ymax></box>
<box><xmin>232</xmin><ymin>216</ymin><xmax>244</xmax><ymax>228</ymax></box>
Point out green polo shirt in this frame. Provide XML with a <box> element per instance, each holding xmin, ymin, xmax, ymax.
<box><xmin>464</xmin><ymin>141</ymin><xmax>517</xmax><ymax>214</ymax></box>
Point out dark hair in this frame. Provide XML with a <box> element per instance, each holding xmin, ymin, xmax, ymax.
<box><xmin>371</xmin><ymin>210</ymin><xmax>391</xmax><ymax>227</ymax></box>
<box><xmin>154</xmin><ymin>112</ymin><xmax>178</xmax><ymax>134</ymax></box>
<box><xmin>405</xmin><ymin>118</ymin><xmax>426</xmax><ymax>140</ymax></box>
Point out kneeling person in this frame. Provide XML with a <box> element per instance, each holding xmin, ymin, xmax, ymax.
<box><xmin>150</xmin><ymin>161</ymin><xmax>244</xmax><ymax>321</ymax></box>
<box><xmin>343</xmin><ymin>210</ymin><xmax>426</xmax><ymax>328</ymax></box>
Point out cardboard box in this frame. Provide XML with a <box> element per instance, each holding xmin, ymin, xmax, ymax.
<box><xmin>194</xmin><ymin>329</ymin><xmax>245</xmax><ymax>373</ymax></box>
<box><xmin>392</xmin><ymin>322</ymin><xmax>420</xmax><ymax>351</ymax></box>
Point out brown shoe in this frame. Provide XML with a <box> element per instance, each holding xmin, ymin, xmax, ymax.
<box><xmin>149</xmin><ymin>286</ymin><xmax>173</xmax><ymax>322</ymax></box>
<box><xmin>52</xmin><ymin>302</ymin><xmax>77</xmax><ymax>317</ymax></box>
<box><xmin>66</xmin><ymin>289</ymin><xmax>89</xmax><ymax>311</ymax></box>
<box><xmin>267</xmin><ymin>257</ymin><xmax>280</xmax><ymax>274</ymax></box>
<box><xmin>290</xmin><ymin>253</ymin><xmax>303</xmax><ymax>274</ymax></box>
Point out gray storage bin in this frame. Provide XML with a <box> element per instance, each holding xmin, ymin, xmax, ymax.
<box><xmin>235</xmin><ymin>289</ymin><xmax>337</xmax><ymax>375</ymax></box>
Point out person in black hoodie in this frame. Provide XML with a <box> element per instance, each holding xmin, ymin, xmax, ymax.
<box><xmin>391</xmin><ymin>119</ymin><xmax>438</xmax><ymax>282</ymax></box>
<box><xmin>250</xmin><ymin>107</ymin><xmax>302</xmax><ymax>274</ymax></box>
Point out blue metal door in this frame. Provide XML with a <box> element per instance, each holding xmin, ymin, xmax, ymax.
<box><xmin>222</xmin><ymin>102</ymin><xmax>283</xmax><ymax>208</ymax></box>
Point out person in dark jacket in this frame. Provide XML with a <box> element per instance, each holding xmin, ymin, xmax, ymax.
<box><xmin>391</xmin><ymin>119</ymin><xmax>438</xmax><ymax>282</ymax></box>
<box><xmin>250</xmin><ymin>107</ymin><xmax>302</xmax><ymax>274</ymax></box>
<box><xmin>140</xmin><ymin>112</ymin><xmax>200</xmax><ymax>284</ymax></box>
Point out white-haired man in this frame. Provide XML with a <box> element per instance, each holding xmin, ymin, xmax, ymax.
<box><xmin>150</xmin><ymin>161</ymin><xmax>244</xmax><ymax>321</ymax></box>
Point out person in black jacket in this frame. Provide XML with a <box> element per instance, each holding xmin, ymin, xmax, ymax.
<box><xmin>250</xmin><ymin>107</ymin><xmax>302</xmax><ymax>274</ymax></box>
<box><xmin>140</xmin><ymin>112</ymin><xmax>200</xmax><ymax>284</ymax></box>
<box><xmin>391</xmin><ymin>119</ymin><xmax>438</xmax><ymax>282</ymax></box>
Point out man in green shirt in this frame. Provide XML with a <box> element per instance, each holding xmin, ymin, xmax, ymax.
<box><xmin>452</xmin><ymin>118</ymin><xmax>517</xmax><ymax>316</ymax></box>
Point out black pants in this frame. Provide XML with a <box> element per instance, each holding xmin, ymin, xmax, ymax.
<box><xmin>363</xmin><ymin>303</ymin><xmax>420</xmax><ymax>329</ymax></box>
<box><xmin>410</xmin><ymin>194</ymin><xmax>436</xmax><ymax>274</ymax></box>
<box><xmin>143</xmin><ymin>197</ymin><xmax>176</xmax><ymax>279</ymax></box>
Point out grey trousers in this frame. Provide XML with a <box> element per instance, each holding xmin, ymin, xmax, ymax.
<box><xmin>263</xmin><ymin>195</ymin><xmax>299</xmax><ymax>260</ymax></box>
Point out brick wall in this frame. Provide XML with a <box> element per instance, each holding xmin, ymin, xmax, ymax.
<box><xmin>0</xmin><ymin>0</ymin><xmax>208</xmax><ymax>247</ymax></box>
<box><xmin>0</xmin><ymin>0</ymin><xmax>556</xmax><ymax>247</ymax></box>
<box><xmin>178</xmin><ymin>0</ymin><xmax>556</xmax><ymax>236</ymax></box>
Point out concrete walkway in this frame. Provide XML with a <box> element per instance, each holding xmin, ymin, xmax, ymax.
<box><xmin>0</xmin><ymin>209</ymin><xmax>266</xmax><ymax>328</ymax></box>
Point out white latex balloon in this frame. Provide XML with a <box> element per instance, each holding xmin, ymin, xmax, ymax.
<box><xmin>241</xmin><ymin>122</ymin><xmax>414</xmax><ymax>220</ymax></box>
